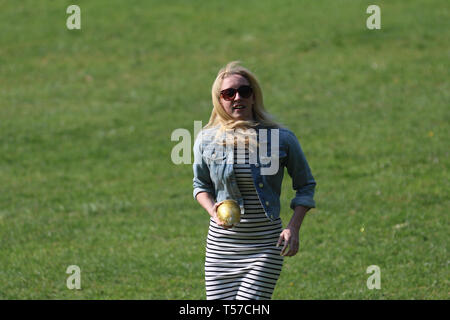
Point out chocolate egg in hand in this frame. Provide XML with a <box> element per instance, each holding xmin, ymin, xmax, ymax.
<box><xmin>217</xmin><ymin>200</ymin><xmax>241</xmax><ymax>227</ymax></box>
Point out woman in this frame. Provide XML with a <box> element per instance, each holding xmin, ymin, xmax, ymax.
<box><xmin>193</xmin><ymin>61</ymin><xmax>316</xmax><ymax>300</ymax></box>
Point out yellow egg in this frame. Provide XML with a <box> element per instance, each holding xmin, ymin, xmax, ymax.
<box><xmin>217</xmin><ymin>200</ymin><xmax>241</xmax><ymax>227</ymax></box>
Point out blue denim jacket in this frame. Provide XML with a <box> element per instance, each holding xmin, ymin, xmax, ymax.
<box><xmin>192</xmin><ymin>125</ymin><xmax>316</xmax><ymax>220</ymax></box>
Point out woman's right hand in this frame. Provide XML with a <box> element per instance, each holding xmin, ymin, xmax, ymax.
<box><xmin>195</xmin><ymin>192</ymin><xmax>230</xmax><ymax>229</ymax></box>
<box><xmin>209</xmin><ymin>201</ymin><xmax>230</xmax><ymax>229</ymax></box>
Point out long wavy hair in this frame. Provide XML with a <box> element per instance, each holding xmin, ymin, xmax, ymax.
<box><xmin>204</xmin><ymin>61</ymin><xmax>282</xmax><ymax>149</ymax></box>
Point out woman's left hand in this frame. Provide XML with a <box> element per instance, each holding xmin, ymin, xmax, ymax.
<box><xmin>277</xmin><ymin>227</ymin><xmax>299</xmax><ymax>257</ymax></box>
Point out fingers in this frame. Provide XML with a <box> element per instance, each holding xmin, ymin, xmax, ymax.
<box><xmin>214</xmin><ymin>200</ymin><xmax>225</xmax><ymax>210</ymax></box>
<box><xmin>212</xmin><ymin>201</ymin><xmax>224</xmax><ymax>218</ymax></box>
<box><xmin>278</xmin><ymin>232</ymin><xmax>289</xmax><ymax>256</ymax></box>
<box><xmin>281</xmin><ymin>234</ymin><xmax>289</xmax><ymax>256</ymax></box>
<box><xmin>276</xmin><ymin>233</ymin><xmax>284</xmax><ymax>247</ymax></box>
<box><xmin>211</xmin><ymin>201</ymin><xmax>222</xmax><ymax>218</ymax></box>
<box><xmin>278</xmin><ymin>230</ymin><xmax>299</xmax><ymax>257</ymax></box>
<box><xmin>213</xmin><ymin>201</ymin><xmax>230</xmax><ymax>229</ymax></box>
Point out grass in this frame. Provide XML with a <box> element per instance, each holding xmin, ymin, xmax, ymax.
<box><xmin>0</xmin><ymin>0</ymin><xmax>448</xmax><ymax>299</ymax></box>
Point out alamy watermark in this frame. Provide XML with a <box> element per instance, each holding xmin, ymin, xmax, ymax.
<box><xmin>366</xmin><ymin>265</ymin><xmax>381</xmax><ymax>289</ymax></box>
<box><xmin>66</xmin><ymin>5</ymin><xmax>380</xmax><ymax>31</ymax></box>
<box><xmin>366</xmin><ymin>5</ymin><xmax>381</xmax><ymax>30</ymax></box>
<box><xmin>171</xmin><ymin>121</ymin><xmax>280</xmax><ymax>175</ymax></box>
<box><xmin>66</xmin><ymin>265</ymin><xmax>81</xmax><ymax>289</ymax></box>
<box><xmin>66</xmin><ymin>5</ymin><xmax>81</xmax><ymax>30</ymax></box>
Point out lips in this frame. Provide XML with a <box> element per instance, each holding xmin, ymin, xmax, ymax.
<box><xmin>232</xmin><ymin>105</ymin><xmax>246</xmax><ymax>110</ymax></box>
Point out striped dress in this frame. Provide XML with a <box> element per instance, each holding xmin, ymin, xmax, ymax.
<box><xmin>205</xmin><ymin>144</ymin><xmax>284</xmax><ymax>300</ymax></box>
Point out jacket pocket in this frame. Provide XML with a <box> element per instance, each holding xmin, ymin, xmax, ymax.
<box><xmin>203</xmin><ymin>147</ymin><xmax>228</xmax><ymax>178</ymax></box>
<box><xmin>203</xmin><ymin>147</ymin><xmax>227</xmax><ymax>163</ymax></box>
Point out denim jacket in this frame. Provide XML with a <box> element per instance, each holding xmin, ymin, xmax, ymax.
<box><xmin>192</xmin><ymin>125</ymin><xmax>316</xmax><ymax>221</ymax></box>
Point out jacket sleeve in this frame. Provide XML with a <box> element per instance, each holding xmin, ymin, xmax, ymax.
<box><xmin>192</xmin><ymin>134</ymin><xmax>214</xmax><ymax>200</ymax></box>
<box><xmin>285</xmin><ymin>130</ymin><xmax>316</xmax><ymax>210</ymax></box>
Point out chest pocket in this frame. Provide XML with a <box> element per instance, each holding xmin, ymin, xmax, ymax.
<box><xmin>203</xmin><ymin>147</ymin><xmax>228</xmax><ymax>180</ymax></box>
<box><xmin>203</xmin><ymin>146</ymin><xmax>228</xmax><ymax>166</ymax></box>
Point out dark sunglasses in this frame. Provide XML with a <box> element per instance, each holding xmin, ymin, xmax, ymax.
<box><xmin>220</xmin><ymin>85</ymin><xmax>253</xmax><ymax>101</ymax></box>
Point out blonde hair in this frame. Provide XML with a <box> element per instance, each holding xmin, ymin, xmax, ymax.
<box><xmin>204</xmin><ymin>61</ymin><xmax>282</xmax><ymax>148</ymax></box>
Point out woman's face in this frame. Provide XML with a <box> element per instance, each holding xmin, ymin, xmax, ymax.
<box><xmin>219</xmin><ymin>74</ymin><xmax>255</xmax><ymax>121</ymax></box>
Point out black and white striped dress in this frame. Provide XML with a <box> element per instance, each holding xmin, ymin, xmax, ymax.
<box><xmin>205</xmin><ymin>145</ymin><xmax>284</xmax><ymax>300</ymax></box>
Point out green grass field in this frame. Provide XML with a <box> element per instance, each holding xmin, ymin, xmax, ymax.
<box><xmin>0</xmin><ymin>0</ymin><xmax>448</xmax><ymax>299</ymax></box>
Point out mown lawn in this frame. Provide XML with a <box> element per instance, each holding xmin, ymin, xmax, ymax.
<box><xmin>0</xmin><ymin>0</ymin><xmax>448</xmax><ymax>299</ymax></box>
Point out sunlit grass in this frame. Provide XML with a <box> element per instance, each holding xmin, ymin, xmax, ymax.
<box><xmin>0</xmin><ymin>0</ymin><xmax>448</xmax><ymax>299</ymax></box>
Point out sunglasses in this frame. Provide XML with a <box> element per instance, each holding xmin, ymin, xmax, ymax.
<box><xmin>220</xmin><ymin>85</ymin><xmax>253</xmax><ymax>101</ymax></box>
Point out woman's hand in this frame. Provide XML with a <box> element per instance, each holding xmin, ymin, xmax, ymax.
<box><xmin>196</xmin><ymin>193</ymin><xmax>229</xmax><ymax>229</ymax></box>
<box><xmin>277</xmin><ymin>227</ymin><xmax>300</xmax><ymax>257</ymax></box>
<box><xmin>209</xmin><ymin>200</ymin><xmax>231</xmax><ymax>229</ymax></box>
<box><xmin>277</xmin><ymin>206</ymin><xmax>308</xmax><ymax>257</ymax></box>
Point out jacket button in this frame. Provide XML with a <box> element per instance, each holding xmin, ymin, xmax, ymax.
<box><xmin>265</xmin><ymin>201</ymin><xmax>270</xmax><ymax>206</ymax></box>
<box><xmin>255</xmin><ymin>163</ymin><xmax>260</xmax><ymax>167</ymax></box>
<box><xmin>259</xmin><ymin>182</ymin><xmax>264</xmax><ymax>188</ymax></box>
